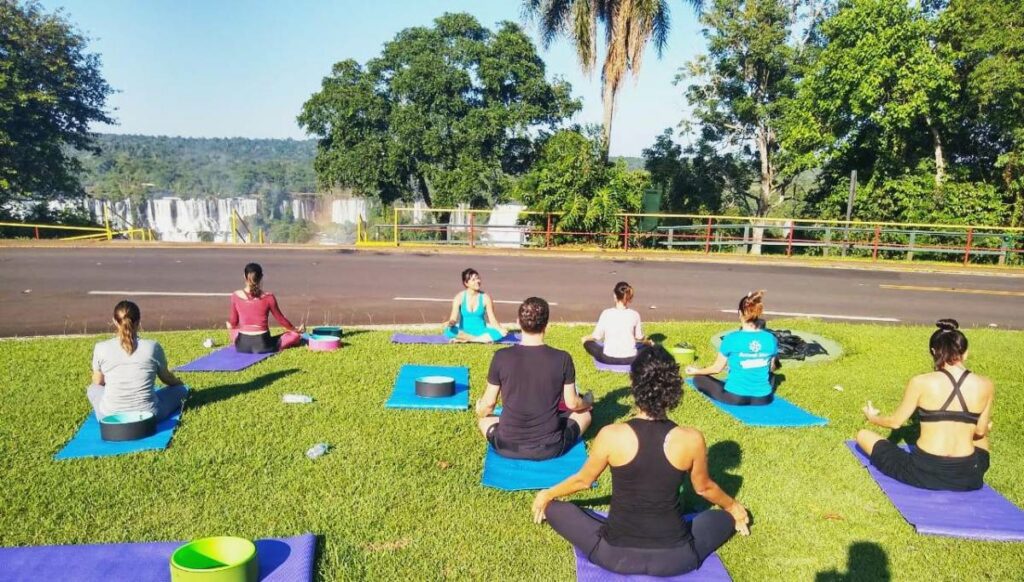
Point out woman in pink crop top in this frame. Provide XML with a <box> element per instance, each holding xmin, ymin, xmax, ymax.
<box><xmin>227</xmin><ymin>263</ymin><xmax>303</xmax><ymax>353</ymax></box>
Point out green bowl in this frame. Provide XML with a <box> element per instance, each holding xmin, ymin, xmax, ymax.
<box><xmin>671</xmin><ymin>347</ymin><xmax>696</xmax><ymax>365</ymax></box>
<box><xmin>170</xmin><ymin>537</ymin><xmax>258</xmax><ymax>582</ymax></box>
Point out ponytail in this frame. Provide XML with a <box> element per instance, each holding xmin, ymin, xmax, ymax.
<box><xmin>929</xmin><ymin>318</ymin><xmax>968</xmax><ymax>370</ymax></box>
<box><xmin>738</xmin><ymin>290</ymin><xmax>766</xmax><ymax>323</ymax></box>
<box><xmin>113</xmin><ymin>300</ymin><xmax>141</xmax><ymax>355</ymax></box>
<box><xmin>244</xmin><ymin>263</ymin><xmax>263</xmax><ymax>297</ymax></box>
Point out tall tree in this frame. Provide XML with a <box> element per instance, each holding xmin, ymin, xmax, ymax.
<box><xmin>679</xmin><ymin>0</ymin><xmax>805</xmax><ymax>252</ymax></box>
<box><xmin>523</xmin><ymin>0</ymin><xmax>700</xmax><ymax>159</ymax></box>
<box><xmin>0</xmin><ymin>1</ymin><xmax>113</xmax><ymax>211</ymax></box>
<box><xmin>298</xmin><ymin>13</ymin><xmax>579</xmax><ymax>208</ymax></box>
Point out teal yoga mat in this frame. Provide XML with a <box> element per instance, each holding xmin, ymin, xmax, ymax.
<box><xmin>481</xmin><ymin>440</ymin><xmax>589</xmax><ymax>491</ymax></box>
<box><xmin>55</xmin><ymin>408</ymin><xmax>183</xmax><ymax>460</ymax></box>
<box><xmin>685</xmin><ymin>379</ymin><xmax>827</xmax><ymax>427</ymax></box>
<box><xmin>385</xmin><ymin>364</ymin><xmax>470</xmax><ymax>410</ymax></box>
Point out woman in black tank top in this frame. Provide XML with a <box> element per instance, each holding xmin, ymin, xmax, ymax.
<box><xmin>532</xmin><ymin>346</ymin><xmax>750</xmax><ymax>577</ymax></box>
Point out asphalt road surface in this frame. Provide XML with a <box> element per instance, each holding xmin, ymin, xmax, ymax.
<box><xmin>0</xmin><ymin>246</ymin><xmax>1022</xmax><ymax>337</ymax></box>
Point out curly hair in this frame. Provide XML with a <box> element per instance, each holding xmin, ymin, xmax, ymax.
<box><xmin>518</xmin><ymin>297</ymin><xmax>549</xmax><ymax>334</ymax></box>
<box><xmin>629</xmin><ymin>345</ymin><xmax>683</xmax><ymax>419</ymax></box>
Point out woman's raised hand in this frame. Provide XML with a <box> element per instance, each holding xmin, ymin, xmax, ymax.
<box><xmin>862</xmin><ymin>400</ymin><xmax>880</xmax><ymax>420</ymax></box>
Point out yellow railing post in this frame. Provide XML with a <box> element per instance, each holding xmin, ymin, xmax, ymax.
<box><xmin>259</xmin><ymin>229</ymin><xmax>265</xmax><ymax>244</ymax></box>
<box><xmin>103</xmin><ymin>204</ymin><xmax>113</xmax><ymax>240</ymax></box>
<box><xmin>393</xmin><ymin>207</ymin><xmax>399</xmax><ymax>247</ymax></box>
<box><xmin>231</xmin><ymin>211</ymin><xmax>238</xmax><ymax>244</ymax></box>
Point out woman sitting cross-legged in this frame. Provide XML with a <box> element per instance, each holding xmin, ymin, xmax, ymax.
<box><xmin>582</xmin><ymin>281</ymin><xmax>651</xmax><ymax>365</ymax></box>
<box><xmin>88</xmin><ymin>300</ymin><xmax>189</xmax><ymax>422</ymax></box>
<box><xmin>686</xmin><ymin>290</ymin><xmax>778</xmax><ymax>406</ymax></box>
<box><xmin>856</xmin><ymin>319</ymin><xmax>993</xmax><ymax>491</ymax></box>
<box><xmin>532</xmin><ymin>346</ymin><xmax>750</xmax><ymax>578</ymax></box>
<box><xmin>227</xmin><ymin>262</ymin><xmax>303</xmax><ymax>354</ymax></box>
<box><xmin>443</xmin><ymin>268</ymin><xmax>508</xmax><ymax>343</ymax></box>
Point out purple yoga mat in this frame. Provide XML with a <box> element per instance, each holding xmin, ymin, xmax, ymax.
<box><xmin>574</xmin><ymin>512</ymin><xmax>731</xmax><ymax>581</ymax></box>
<box><xmin>390</xmin><ymin>332</ymin><xmax>520</xmax><ymax>345</ymax></box>
<box><xmin>846</xmin><ymin>440</ymin><xmax>1024</xmax><ymax>541</ymax></box>
<box><xmin>174</xmin><ymin>346</ymin><xmax>277</xmax><ymax>372</ymax></box>
<box><xmin>0</xmin><ymin>533</ymin><xmax>315</xmax><ymax>582</ymax></box>
<box><xmin>593</xmin><ymin>358</ymin><xmax>631</xmax><ymax>374</ymax></box>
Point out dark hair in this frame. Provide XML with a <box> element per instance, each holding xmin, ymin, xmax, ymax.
<box><xmin>738</xmin><ymin>290</ymin><xmax>765</xmax><ymax>323</ymax></box>
<box><xmin>929</xmin><ymin>318</ymin><xmax>968</xmax><ymax>370</ymax></box>
<box><xmin>518</xmin><ymin>297</ymin><xmax>549</xmax><ymax>334</ymax></box>
<box><xmin>461</xmin><ymin>268</ymin><xmax>480</xmax><ymax>287</ymax></box>
<box><xmin>614</xmin><ymin>281</ymin><xmax>634</xmax><ymax>303</ymax></box>
<box><xmin>113</xmin><ymin>300</ymin><xmax>141</xmax><ymax>355</ymax></box>
<box><xmin>629</xmin><ymin>345</ymin><xmax>683</xmax><ymax>419</ymax></box>
<box><xmin>244</xmin><ymin>263</ymin><xmax>263</xmax><ymax>297</ymax></box>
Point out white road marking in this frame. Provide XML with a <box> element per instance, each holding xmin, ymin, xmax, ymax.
<box><xmin>88</xmin><ymin>291</ymin><xmax>230</xmax><ymax>297</ymax></box>
<box><xmin>719</xmin><ymin>309</ymin><xmax>899</xmax><ymax>322</ymax></box>
<box><xmin>394</xmin><ymin>296</ymin><xmax>558</xmax><ymax>306</ymax></box>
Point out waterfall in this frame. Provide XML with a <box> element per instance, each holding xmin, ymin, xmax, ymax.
<box><xmin>480</xmin><ymin>204</ymin><xmax>526</xmax><ymax>248</ymax></box>
<box><xmin>330</xmin><ymin>198</ymin><xmax>367</xmax><ymax>224</ymax></box>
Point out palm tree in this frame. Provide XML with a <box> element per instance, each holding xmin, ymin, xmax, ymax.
<box><xmin>524</xmin><ymin>0</ymin><xmax>700</xmax><ymax>159</ymax></box>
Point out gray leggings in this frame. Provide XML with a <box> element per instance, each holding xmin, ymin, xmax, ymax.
<box><xmin>87</xmin><ymin>384</ymin><xmax>189</xmax><ymax>422</ymax></box>
<box><xmin>545</xmin><ymin>501</ymin><xmax>736</xmax><ymax>577</ymax></box>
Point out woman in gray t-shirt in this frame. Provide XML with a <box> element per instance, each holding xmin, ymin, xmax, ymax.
<box><xmin>87</xmin><ymin>301</ymin><xmax>188</xmax><ymax>421</ymax></box>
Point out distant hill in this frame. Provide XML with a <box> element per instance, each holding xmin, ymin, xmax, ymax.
<box><xmin>77</xmin><ymin>134</ymin><xmax>317</xmax><ymax>198</ymax></box>
<box><xmin>611</xmin><ymin>156</ymin><xmax>645</xmax><ymax>171</ymax></box>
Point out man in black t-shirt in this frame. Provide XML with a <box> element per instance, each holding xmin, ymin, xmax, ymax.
<box><xmin>476</xmin><ymin>297</ymin><xmax>593</xmax><ymax>460</ymax></box>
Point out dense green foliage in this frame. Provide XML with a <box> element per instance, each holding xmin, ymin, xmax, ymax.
<box><xmin>1</xmin><ymin>322</ymin><xmax>1022</xmax><ymax>579</ymax></box>
<box><xmin>76</xmin><ymin>134</ymin><xmax>317</xmax><ymax>199</ymax></box>
<box><xmin>299</xmin><ymin>13</ymin><xmax>579</xmax><ymax>209</ymax></box>
<box><xmin>514</xmin><ymin>129</ymin><xmax>649</xmax><ymax>245</ymax></box>
<box><xmin>0</xmin><ymin>0</ymin><xmax>112</xmax><ymax>211</ymax></box>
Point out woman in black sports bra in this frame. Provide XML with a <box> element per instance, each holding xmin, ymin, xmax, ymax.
<box><xmin>856</xmin><ymin>319</ymin><xmax>994</xmax><ymax>491</ymax></box>
<box><xmin>531</xmin><ymin>346</ymin><xmax>749</xmax><ymax>577</ymax></box>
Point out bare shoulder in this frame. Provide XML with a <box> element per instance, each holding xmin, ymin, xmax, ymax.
<box><xmin>669</xmin><ymin>425</ymin><xmax>705</xmax><ymax>446</ymax></box>
<box><xmin>596</xmin><ymin>423</ymin><xmax>633</xmax><ymax>446</ymax></box>
<box><xmin>970</xmin><ymin>371</ymin><xmax>995</xmax><ymax>393</ymax></box>
<box><xmin>453</xmin><ymin>291</ymin><xmax>464</xmax><ymax>302</ymax></box>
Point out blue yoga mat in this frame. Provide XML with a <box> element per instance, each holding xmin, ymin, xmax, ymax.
<box><xmin>481</xmin><ymin>439</ymin><xmax>589</xmax><ymax>491</ymax></box>
<box><xmin>846</xmin><ymin>441</ymin><xmax>1024</xmax><ymax>541</ymax></box>
<box><xmin>685</xmin><ymin>379</ymin><xmax>827</xmax><ymax>427</ymax></box>
<box><xmin>390</xmin><ymin>332</ymin><xmax>521</xmax><ymax>345</ymax></box>
<box><xmin>385</xmin><ymin>364</ymin><xmax>470</xmax><ymax>410</ymax></box>
<box><xmin>0</xmin><ymin>533</ymin><xmax>316</xmax><ymax>581</ymax></box>
<box><xmin>175</xmin><ymin>346</ymin><xmax>276</xmax><ymax>372</ymax></box>
<box><xmin>574</xmin><ymin>511</ymin><xmax>731</xmax><ymax>581</ymax></box>
<box><xmin>55</xmin><ymin>407</ymin><xmax>184</xmax><ymax>460</ymax></box>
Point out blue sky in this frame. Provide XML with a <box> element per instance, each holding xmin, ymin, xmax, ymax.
<box><xmin>42</xmin><ymin>0</ymin><xmax>706</xmax><ymax>157</ymax></box>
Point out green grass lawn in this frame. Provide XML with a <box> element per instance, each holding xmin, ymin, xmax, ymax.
<box><xmin>1</xmin><ymin>321</ymin><xmax>1022</xmax><ymax>580</ymax></box>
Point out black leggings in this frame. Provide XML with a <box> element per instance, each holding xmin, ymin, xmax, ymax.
<box><xmin>693</xmin><ymin>375</ymin><xmax>774</xmax><ymax>406</ymax></box>
<box><xmin>583</xmin><ymin>340</ymin><xmax>639</xmax><ymax>366</ymax></box>
<box><xmin>235</xmin><ymin>331</ymin><xmax>280</xmax><ymax>354</ymax></box>
<box><xmin>546</xmin><ymin>501</ymin><xmax>736</xmax><ymax>577</ymax></box>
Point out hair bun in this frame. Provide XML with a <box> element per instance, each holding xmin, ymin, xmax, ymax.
<box><xmin>935</xmin><ymin>318</ymin><xmax>959</xmax><ymax>332</ymax></box>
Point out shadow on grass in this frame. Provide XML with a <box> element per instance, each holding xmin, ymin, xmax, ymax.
<box><xmin>887</xmin><ymin>416</ymin><xmax>921</xmax><ymax>446</ymax></box>
<box><xmin>590</xmin><ymin>386</ymin><xmax>633</xmax><ymax>433</ymax></box>
<box><xmin>814</xmin><ymin>542</ymin><xmax>890</xmax><ymax>581</ymax></box>
<box><xmin>189</xmin><ymin>369</ymin><xmax>299</xmax><ymax>410</ymax></box>
<box><xmin>679</xmin><ymin>440</ymin><xmax>744</xmax><ymax>511</ymax></box>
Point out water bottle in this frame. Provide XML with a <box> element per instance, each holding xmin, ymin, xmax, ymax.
<box><xmin>305</xmin><ymin>443</ymin><xmax>329</xmax><ymax>460</ymax></box>
<box><xmin>282</xmin><ymin>393</ymin><xmax>314</xmax><ymax>404</ymax></box>
<box><xmin>202</xmin><ymin>338</ymin><xmax>215</xmax><ymax>349</ymax></box>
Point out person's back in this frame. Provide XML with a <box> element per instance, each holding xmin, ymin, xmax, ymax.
<box><xmin>597</xmin><ymin>307</ymin><xmax>642</xmax><ymax>359</ymax></box>
<box><xmin>490</xmin><ymin>343</ymin><xmax>573</xmax><ymax>448</ymax></box>
<box><xmin>603</xmin><ymin>418</ymin><xmax>690</xmax><ymax>548</ymax></box>
<box><xmin>91</xmin><ymin>337</ymin><xmax>164</xmax><ymax>417</ymax></box>
<box><xmin>914</xmin><ymin>369</ymin><xmax>992</xmax><ymax>457</ymax></box>
<box><xmin>720</xmin><ymin>328</ymin><xmax>777</xmax><ymax>397</ymax></box>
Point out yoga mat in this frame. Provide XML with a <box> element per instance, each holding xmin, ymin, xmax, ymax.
<box><xmin>593</xmin><ymin>358</ymin><xmax>630</xmax><ymax>374</ymax></box>
<box><xmin>574</xmin><ymin>511</ymin><xmax>731</xmax><ymax>582</ymax></box>
<box><xmin>55</xmin><ymin>407</ymin><xmax>183</xmax><ymax>460</ymax></box>
<box><xmin>175</xmin><ymin>346</ymin><xmax>276</xmax><ymax>372</ymax></box>
<box><xmin>481</xmin><ymin>439</ymin><xmax>589</xmax><ymax>491</ymax></box>
<box><xmin>845</xmin><ymin>441</ymin><xmax>1024</xmax><ymax>541</ymax></box>
<box><xmin>685</xmin><ymin>379</ymin><xmax>827</xmax><ymax>427</ymax></box>
<box><xmin>385</xmin><ymin>364</ymin><xmax>470</xmax><ymax>410</ymax></box>
<box><xmin>390</xmin><ymin>332</ymin><xmax>521</xmax><ymax>345</ymax></box>
<box><xmin>0</xmin><ymin>533</ymin><xmax>316</xmax><ymax>581</ymax></box>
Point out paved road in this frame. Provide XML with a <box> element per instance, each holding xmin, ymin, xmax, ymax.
<box><xmin>0</xmin><ymin>246</ymin><xmax>1021</xmax><ymax>337</ymax></box>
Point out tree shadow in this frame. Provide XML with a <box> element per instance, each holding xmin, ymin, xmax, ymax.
<box><xmin>679</xmin><ymin>440</ymin><xmax>744</xmax><ymax>511</ymax></box>
<box><xmin>815</xmin><ymin>542</ymin><xmax>890</xmax><ymax>582</ymax></box>
<box><xmin>188</xmin><ymin>369</ymin><xmax>299</xmax><ymax>410</ymax></box>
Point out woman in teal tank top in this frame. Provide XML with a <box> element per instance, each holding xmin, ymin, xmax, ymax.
<box><xmin>444</xmin><ymin>268</ymin><xmax>508</xmax><ymax>343</ymax></box>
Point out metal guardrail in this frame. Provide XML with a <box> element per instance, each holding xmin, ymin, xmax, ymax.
<box><xmin>357</xmin><ymin>208</ymin><xmax>1024</xmax><ymax>266</ymax></box>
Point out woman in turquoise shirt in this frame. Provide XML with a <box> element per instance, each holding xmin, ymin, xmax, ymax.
<box><xmin>444</xmin><ymin>268</ymin><xmax>508</xmax><ymax>343</ymax></box>
<box><xmin>686</xmin><ymin>290</ymin><xmax>778</xmax><ymax>405</ymax></box>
